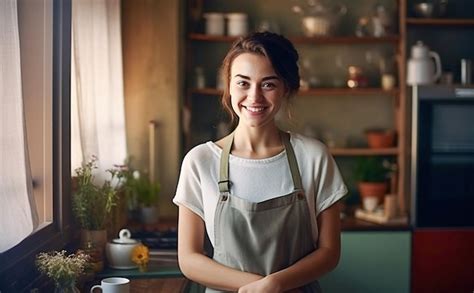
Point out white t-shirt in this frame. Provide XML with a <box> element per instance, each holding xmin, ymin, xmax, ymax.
<box><xmin>173</xmin><ymin>132</ymin><xmax>347</xmax><ymax>247</ymax></box>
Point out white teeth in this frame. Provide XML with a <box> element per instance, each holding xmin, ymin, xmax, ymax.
<box><xmin>246</xmin><ymin>106</ymin><xmax>265</xmax><ymax>113</ymax></box>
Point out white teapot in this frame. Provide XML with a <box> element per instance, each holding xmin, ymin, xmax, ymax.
<box><xmin>105</xmin><ymin>229</ymin><xmax>139</xmax><ymax>269</ymax></box>
<box><xmin>407</xmin><ymin>41</ymin><xmax>442</xmax><ymax>85</ymax></box>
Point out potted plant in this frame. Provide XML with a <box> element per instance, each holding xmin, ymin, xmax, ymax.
<box><xmin>354</xmin><ymin>156</ymin><xmax>391</xmax><ymax>205</ymax></box>
<box><xmin>132</xmin><ymin>171</ymin><xmax>160</xmax><ymax>224</ymax></box>
<box><xmin>36</xmin><ymin>250</ymin><xmax>89</xmax><ymax>293</ymax></box>
<box><xmin>121</xmin><ymin>168</ymin><xmax>160</xmax><ymax>225</ymax></box>
<box><xmin>72</xmin><ymin>156</ymin><xmax>124</xmax><ymax>270</ymax></box>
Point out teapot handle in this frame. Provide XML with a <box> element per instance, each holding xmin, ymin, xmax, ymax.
<box><xmin>430</xmin><ymin>51</ymin><xmax>442</xmax><ymax>82</ymax></box>
<box><xmin>119</xmin><ymin>228</ymin><xmax>131</xmax><ymax>240</ymax></box>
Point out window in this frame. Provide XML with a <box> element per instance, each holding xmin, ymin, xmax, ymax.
<box><xmin>19</xmin><ymin>0</ymin><xmax>54</xmax><ymax>228</ymax></box>
<box><xmin>0</xmin><ymin>0</ymin><xmax>72</xmax><ymax>291</ymax></box>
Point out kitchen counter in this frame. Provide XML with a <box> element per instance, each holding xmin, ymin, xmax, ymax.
<box><xmin>97</xmin><ymin>261</ymin><xmax>182</xmax><ymax>279</ymax></box>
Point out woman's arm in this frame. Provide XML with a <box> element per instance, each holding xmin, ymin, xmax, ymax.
<box><xmin>178</xmin><ymin>205</ymin><xmax>263</xmax><ymax>291</ymax></box>
<box><xmin>238</xmin><ymin>201</ymin><xmax>343</xmax><ymax>292</ymax></box>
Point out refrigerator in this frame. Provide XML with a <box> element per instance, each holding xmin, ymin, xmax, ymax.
<box><xmin>411</xmin><ymin>85</ymin><xmax>474</xmax><ymax>292</ymax></box>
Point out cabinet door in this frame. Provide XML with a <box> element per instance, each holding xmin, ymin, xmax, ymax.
<box><xmin>319</xmin><ymin>231</ymin><xmax>411</xmax><ymax>293</ymax></box>
<box><xmin>412</xmin><ymin>229</ymin><xmax>474</xmax><ymax>293</ymax></box>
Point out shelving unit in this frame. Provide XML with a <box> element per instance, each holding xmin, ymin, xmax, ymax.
<box><xmin>184</xmin><ymin>0</ymin><xmax>409</xmax><ymax>228</ymax></box>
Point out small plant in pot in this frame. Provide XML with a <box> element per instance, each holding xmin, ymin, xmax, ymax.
<box><xmin>124</xmin><ymin>170</ymin><xmax>160</xmax><ymax>225</ymax></box>
<box><xmin>354</xmin><ymin>156</ymin><xmax>391</xmax><ymax>208</ymax></box>
<box><xmin>72</xmin><ymin>156</ymin><xmax>125</xmax><ymax>271</ymax></box>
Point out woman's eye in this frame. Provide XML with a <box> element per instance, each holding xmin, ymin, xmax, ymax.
<box><xmin>236</xmin><ymin>80</ymin><xmax>249</xmax><ymax>87</ymax></box>
<box><xmin>262</xmin><ymin>82</ymin><xmax>276</xmax><ymax>89</ymax></box>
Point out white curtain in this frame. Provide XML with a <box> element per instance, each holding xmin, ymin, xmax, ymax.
<box><xmin>0</xmin><ymin>0</ymin><xmax>39</xmax><ymax>253</ymax></box>
<box><xmin>71</xmin><ymin>0</ymin><xmax>127</xmax><ymax>178</ymax></box>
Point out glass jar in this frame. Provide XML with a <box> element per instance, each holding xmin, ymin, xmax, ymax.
<box><xmin>347</xmin><ymin>66</ymin><xmax>368</xmax><ymax>88</ymax></box>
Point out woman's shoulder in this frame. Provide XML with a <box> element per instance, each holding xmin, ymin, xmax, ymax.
<box><xmin>290</xmin><ymin>132</ymin><xmax>329</xmax><ymax>155</ymax></box>
<box><xmin>182</xmin><ymin>141</ymin><xmax>220</xmax><ymax>165</ymax></box>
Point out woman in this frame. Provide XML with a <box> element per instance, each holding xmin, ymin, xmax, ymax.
<box><xmin>173</xmin><ymin>32</ymin><xmax>347</xmax><ymax>292</ymax></box>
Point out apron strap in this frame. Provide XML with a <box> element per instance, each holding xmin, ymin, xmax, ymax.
<box><xmin>218</xmin><ymin>131</ymin><xmax>303</xmax><ymax>193</ymax></box>
<box><xmin>281</xmin><ymin>132</ymin><xmax>303</xmax><ymax>191</ymax></box>
<box><xmin>218</xmin><ymin>132</ymin><xmax>234</xmax><ymax>193</ymax></box>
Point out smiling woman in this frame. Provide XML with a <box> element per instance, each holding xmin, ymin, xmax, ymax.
<box><xmin>174</xmin><ymin>32</ymin><xmax>347</xmax><ymax>293</ymax></box>
<box><xmin>0</xmin><ymin>0</ymin><xmax>72</xmax><ymax>291</ymax></box>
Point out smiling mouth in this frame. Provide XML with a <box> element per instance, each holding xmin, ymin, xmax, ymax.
<box><xmin>243</xmin><ymin>105</ymin><xmax>266</xmax><ymax>113</ymax></box>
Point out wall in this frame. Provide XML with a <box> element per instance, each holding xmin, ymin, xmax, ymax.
<box><xmin>121</xmin><ymin>0</ymin><xmax>183</xmax><ymax>218</ymax></box>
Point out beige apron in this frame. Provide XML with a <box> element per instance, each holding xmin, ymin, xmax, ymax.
<box><xmin>206</xmin><ymin>132</ymin><xmax>321</xmax><ymax>293</ymax></box>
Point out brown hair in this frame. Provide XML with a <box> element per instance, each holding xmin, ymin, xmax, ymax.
<box><xmin>220</xmin><ymin>31</ymin><xmax>300</xmax><ymax>122</ymax></box>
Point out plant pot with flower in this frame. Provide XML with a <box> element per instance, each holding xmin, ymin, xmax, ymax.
<box><xmin>72</xmin><ymin>156</ymin><xmax>124</xmax><ymax>271</ymax></box>
<box><xmin>354</xmin><ymin>156</ymin><xmax>391</xmax><ymax>211</ymax></box>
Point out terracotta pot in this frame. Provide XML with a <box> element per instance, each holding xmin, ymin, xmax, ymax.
<box><xmin>365</xmin><ymin>129</ymin><xmax>396</xmax><ymax>148</ymax></box>
<box><xmin>358</xmin><ymin>182</ymin><xmax>388</xmax><ymax>204</ymax></box>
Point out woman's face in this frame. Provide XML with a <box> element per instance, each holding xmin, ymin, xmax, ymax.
<box><xmin>229</xmin><ymin>53</ymin><xmax>286</xmax><ymax>130</ymax></box>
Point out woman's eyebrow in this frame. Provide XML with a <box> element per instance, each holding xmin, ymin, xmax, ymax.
<box><xmin>234</xmin><ymin>74</ymin><xmax>280</xmax><ymax>81</ymax></box>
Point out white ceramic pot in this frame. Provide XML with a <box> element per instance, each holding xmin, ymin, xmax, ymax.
<box><xmin>226</xmin><ymin>13</ymin><xmax>248</xmax><ymax>36</ymax></box>
<box><xmin>105</xmin><ymin>229</ymin><xmax>139</xmax><ymax>269</ymax></box>
<box><xmin>203</xmin><ymin>13</ymin><xmax>225</xmax><ymax>36</ymax></box>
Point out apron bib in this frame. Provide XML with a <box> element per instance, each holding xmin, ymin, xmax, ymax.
<box><xmin>206</xmin><ymin>132</ymin><xmax>321</xmax><ymax>293</ymax></box>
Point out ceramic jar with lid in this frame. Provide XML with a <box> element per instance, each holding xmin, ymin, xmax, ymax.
<box><xmin>226</xmin><ymin>13</ymin><xmax>248</xmax><ymax>36</ymax></box>
<box><xmin>203</xmin><ymin>13</ymin><xmax>225</xmax><ymax>36</ymax></box>
<box><xmin>105</xmin><ymin>229</ymin><xmax>140</xmax><ymax>269</ymax></box>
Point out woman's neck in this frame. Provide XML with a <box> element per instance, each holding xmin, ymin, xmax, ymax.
<box><xmin>232</xmin><ymin>124</ymin><xmax>284</xmax><ymax>159</ymax></box>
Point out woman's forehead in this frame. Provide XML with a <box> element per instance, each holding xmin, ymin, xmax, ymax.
<box><xmin>230</xmin><ymin>53</ymin><xmax>277</xmax><ymax>77</ymax></box>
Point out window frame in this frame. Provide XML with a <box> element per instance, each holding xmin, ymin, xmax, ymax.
<box><xmin>0</xmin><ymin>0</ymin><xmax>72</xmax><ymax>290</ymax></box>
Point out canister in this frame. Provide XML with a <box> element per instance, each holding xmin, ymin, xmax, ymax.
<box><xmin>226</xmin><ymin>13</ymin><xmax>248</xmax><ymax>36</ymax></box>
<box><xmin>203</xmin><ymin>13</ymin><xmax>225</xmax><ymax>36</ymax></box>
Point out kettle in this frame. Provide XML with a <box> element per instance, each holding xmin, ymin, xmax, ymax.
<box><xmin>407</xmin><ymin>41</ymin><xmax>442</xmax><ymax>85</ymax></box>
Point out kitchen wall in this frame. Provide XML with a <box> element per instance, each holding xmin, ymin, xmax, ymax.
<box><xmin>121</xmin><ymin>0</ymin><xmax>184</xmax><ymax>218</ymax></box>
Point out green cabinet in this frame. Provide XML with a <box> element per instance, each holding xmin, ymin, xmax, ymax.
<box><xmin>319</xmin><ymin>231</ymin><xmax>411</xmax><ymax>293</ymax></box>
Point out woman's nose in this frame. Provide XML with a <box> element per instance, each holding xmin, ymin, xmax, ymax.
<box><xmin>247</xmin><ymin>85</ymin><xmax>263</xmax><ymax>102</ymax></box>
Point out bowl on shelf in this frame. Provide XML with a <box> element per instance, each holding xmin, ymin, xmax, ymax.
<box><xmin>413</xmin><ymin>3</ymin><xmax>435</xmax><ymax>18</ymax></box>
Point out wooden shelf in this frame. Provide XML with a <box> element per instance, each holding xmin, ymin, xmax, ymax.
<box><xmin>189</xmin><ymin>33</ymin><xmax>400</xmax><ymax>44</ymax></box>
<box><xmin>406</xmin><ymin>18</ymin><xmax>474</xmax><ymax>26</ymax></box>
<box><xmin>298</xmin><ymin>88</ymin><xmax>399</xmax><ymax>96</ymax></box>
<box><xmin>190</xmin><ymin>88</ymin><xmax>223</xmax><ymax>95</ymax></box>
<box><xmin>190</xmin><ymin>87</ymin><xmax>399</xmax><ymax>97</ymax></box>
<box><xmin>290</xmin><ymin>35</ymin><xmax>400</xmax><ymax>45</ymax></box>
<box><xmin>341</xmin><ymin>216</ymin><xmax>410</xmax><ymax>231</ymax></box>
<box><xmin>330</xmin><ymin>147</ymin><xmax>398</xmax><ymax>156</ymax></box>
<box><xmin>189</xmin><ymin>34</ymin><xmax>238</xmax><ymax>42</ymax></box>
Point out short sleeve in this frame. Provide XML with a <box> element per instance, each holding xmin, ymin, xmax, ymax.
<box><xmin>314</xmin><ymin>148</ymin><xmax>348</xmax><ymax>216</ymax></box>
<box><xmin>173</xmin><ymin>150</ymin><xmax>205</xmax><ymax>220</ymax></box>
